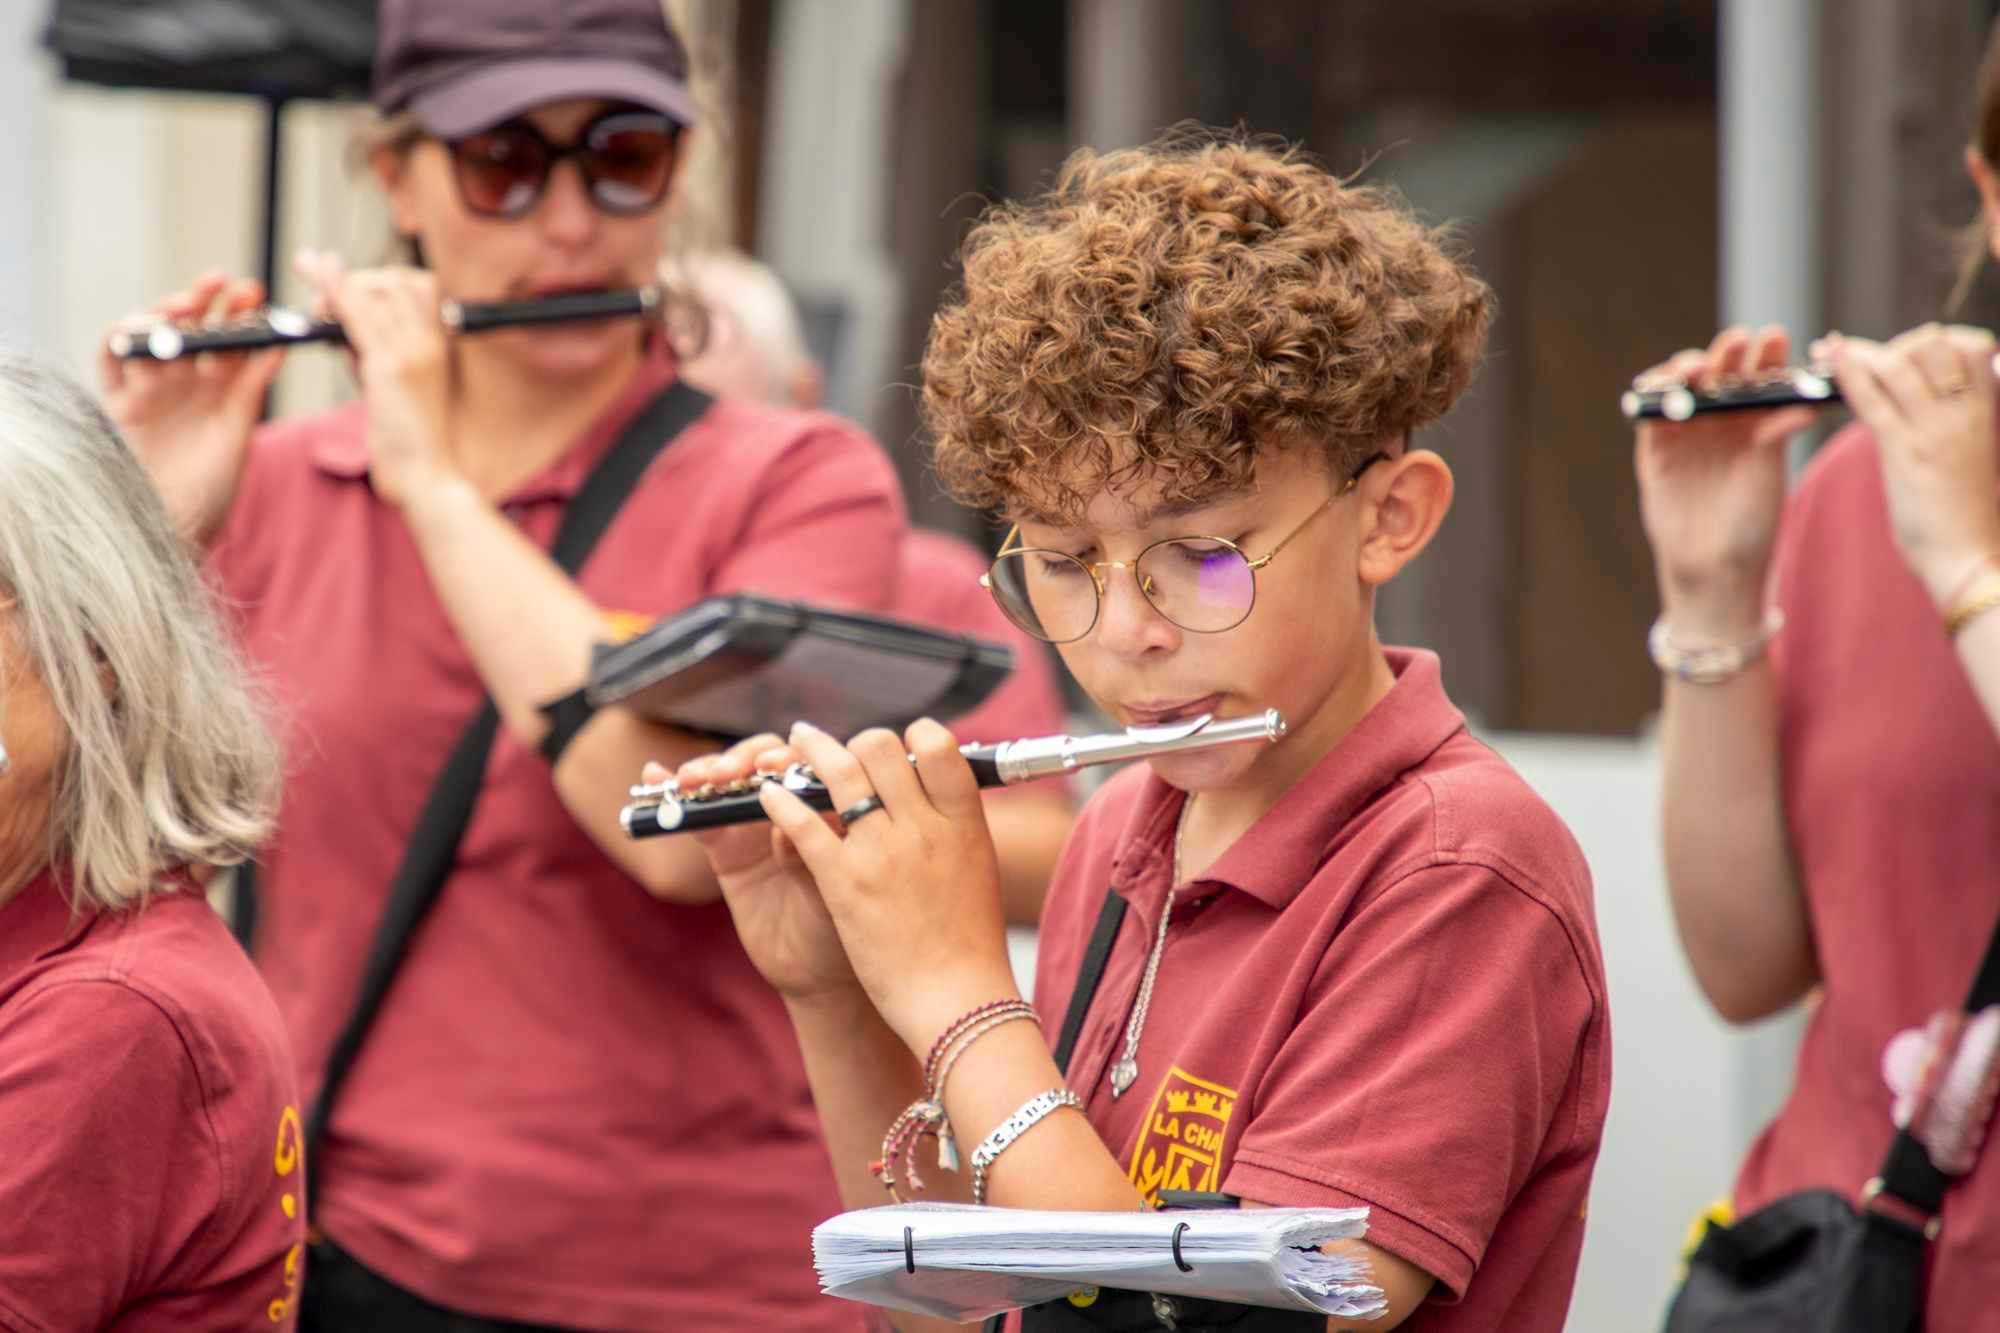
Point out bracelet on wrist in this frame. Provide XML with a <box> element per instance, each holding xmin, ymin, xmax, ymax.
<box><xmin>875</xmin><ymin>999</ymin><xmax>1037</xmax><ymax>1202</ymax></box>
<box><xmin>969</xmin><ymin>1087</ymin><xmax>1085</xmax><ymax>1205</ymax></box>
<box><xmin>1648</xmin><ymin>607</ymin><xmax>1785</xmax><ymax>685</ymax></box>
<box><xmin>1944</xmin><ymin>567</ymin><xmax>2000</xmax><ymax>639</ymax></box>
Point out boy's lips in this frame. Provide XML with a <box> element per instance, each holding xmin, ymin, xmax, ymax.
<box><xmin>1122</xmin><ymin>694</ymin><xmax>1224</xmax><ymax>727</ymax></box>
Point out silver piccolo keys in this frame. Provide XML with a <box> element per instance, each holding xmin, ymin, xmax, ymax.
<box><xmin>619</xmin><ymin>709</ymin><xmax>1288</xmax><ymax>837</ymax></box>
<box><xmin>107</xmin><ymin>285</ymin><xmax>661</xmax><ymax>362</ymax></box>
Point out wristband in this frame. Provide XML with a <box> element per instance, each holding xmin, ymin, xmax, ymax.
<box><xmin>1648</xmin><ymin>608</ymin><xmax>1785</xmax><ymax>685</ymax></box>
<box><xmin>536</xmin><ymin>686</ymin><xmax>597</xmax><ymax>765</ymax></box>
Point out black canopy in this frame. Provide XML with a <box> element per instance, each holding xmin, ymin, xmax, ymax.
<box><xmin>44</xmin><ymin>0</ymin><xmax>376</xmax><ymax>100</ymax></box>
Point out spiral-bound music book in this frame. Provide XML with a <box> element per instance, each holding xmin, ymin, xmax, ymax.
<box><xmin>811</xmin><ymin>1202</ymin><xmax>1386</xmax><ymax>1322</ymax></box>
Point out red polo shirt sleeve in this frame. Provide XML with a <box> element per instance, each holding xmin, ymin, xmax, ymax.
<box><xmin>0</xmin><ymin>983</ymin><xmax>225</xmax><ymax>1331</ymax></box>
<box><xmin>1223</xmin><ymin>864</ymin><xmax>1598</xmax><ymax>1298</ymax></box>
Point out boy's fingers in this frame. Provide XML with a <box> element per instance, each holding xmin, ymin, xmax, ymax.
<box><xmin>847</xmin><ymin>726</ymin><xmax>927</xmax><ymax>816</ymax></box>
<box><xmin>906</xmin><ymin>718</ymin><xmax>982</xmax><ymax>817</ymax></box>
<box><xmin>788</xmin><ymin>722</ymin><xmax>880</xmax><ymax>817</ymax></box>
<box><xmin>758</xmin><ymin>782</ymin><xmax>847</xmax><ymax>875</ymax></box>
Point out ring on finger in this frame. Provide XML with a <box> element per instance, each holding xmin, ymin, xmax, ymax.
<box><xmin>838</xmin><ymin>794</ymin><xmax>886</xmax><ymax>828</ymax></box>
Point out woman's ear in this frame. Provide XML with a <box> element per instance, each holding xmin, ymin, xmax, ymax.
<box><xmin>370</xmin><ymin>144</ymin><xmax>422</xmax><ymax>239</ymax></box>
<box><xmin>1967</xmin><ymin>145</ymin><xmax>2000</xmax><ymax>262</ymax></box>
<box><xmin>1356</xmin><ymin>448</ymin><xmax>1454</xmax><ymax>588</ymax></box>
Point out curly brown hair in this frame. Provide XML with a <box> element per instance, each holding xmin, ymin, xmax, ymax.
<box><xmin>921</xmin><ymin>128</ymin><xmax>1494</xmax><ymax>521</ymax></box>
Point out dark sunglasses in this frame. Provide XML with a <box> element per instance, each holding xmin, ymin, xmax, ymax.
<box><xmin>444</xmin><ymin>109</ymin><xmax>681</xmax><ymax>220</ymax></box>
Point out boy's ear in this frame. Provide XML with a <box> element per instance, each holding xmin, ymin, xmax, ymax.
<box><xmin>1356</xmin><ymin>448</ymin><xmax>1453</xmax><ymax>588</ymax></box>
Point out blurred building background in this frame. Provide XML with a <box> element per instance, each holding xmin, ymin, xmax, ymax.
<box><xmin>3</xmin><ymin>1</ymin><xmax>1996</xmax><ymax>1327</ymax></box>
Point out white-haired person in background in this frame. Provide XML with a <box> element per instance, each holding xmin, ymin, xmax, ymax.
<box><xmin>676</xmin><ymin>249</ymin><xmax>1077</xmax><ymax>923</ymax></box>
<box><xmin>0</xmin><ymin>355</ymin><xmax>304</xmax><ymax>1330</ymax></box>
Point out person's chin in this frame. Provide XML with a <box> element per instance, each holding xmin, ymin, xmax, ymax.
<box><xmin>499</xmin><ymin>322</ymin><xmax>637</xmax><ymax>378</ymax></box>
<box><xmin>1145</xmin><ymin>742</ymin><xmax>1260</xmax><ymax>794</ymax></box>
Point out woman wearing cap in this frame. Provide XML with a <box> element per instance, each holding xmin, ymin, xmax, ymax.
<box><xmin>97</xmin><ymin>1</ymin><xmax>904</xmax><ymax>1329</ymax></box>
<box><xmin>0</xmin><ymin>355</ymin><xmax>302</xmax><ymax>1330</ymax></box>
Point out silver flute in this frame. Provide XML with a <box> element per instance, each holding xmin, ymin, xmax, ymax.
<box><xmin>619</xmin><ymin>709</ymin><xmax>1288</xmax><ymax>837</ymax></box>
<box><xmin>107</xmin><ymin>285</ymin><xmax>661</xmax><ymax>362</ymax></box>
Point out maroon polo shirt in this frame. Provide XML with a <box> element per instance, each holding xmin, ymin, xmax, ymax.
<box><xmin>1032</xmin><ymin>650</ymin><xmax>1610</xmax><ymax>1330</ymax></box>
<box><xmin>1745</xmin><ymin>425</ymin><xmax>2000</xmax><ymax>1329</ymax></box>
<box><xmin>208</xmin><ymin>347</ymin><xmax>903</xmax><ymax>1329</ymax></box>
<box><xmin>0</xmin><ymin>867</ymin><xmax>304</xmax><ymax>1331</ymax></box>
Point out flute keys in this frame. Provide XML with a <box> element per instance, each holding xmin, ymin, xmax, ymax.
<box><xmin>147</xmin><ymin>327</ymin><xmax>186</xmax><ymax>361</ymax></box>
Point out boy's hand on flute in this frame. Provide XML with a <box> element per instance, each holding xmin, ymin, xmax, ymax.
<box><xmin>759</xmin><ymin>718</ymin><xmax>1021</xmax><ymax>1058</ymax></box>
<box><xmin>650</xmin><ymin>735</ymin><xmax>868</xmax><ymax>1006</ymax></box>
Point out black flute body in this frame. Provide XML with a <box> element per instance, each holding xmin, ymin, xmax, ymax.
<box><xmin>1621</xmin><ymin>350</ymin><xmax>2000</xmax><ymax>422</ymax></box>
<box><xmin>108</xmin><ymin>286</ymin><xmax>661</xmax><ymax>362</ymax></box>
<box><xmin>619</xmin><ymin>710</ymin><xmax>1288</xmax><ymax>837</ymax></box>
<box><xmin>1620</xmin><ymin>368</ymin><xmax>1841</xmax><ymax>422</ymax></box>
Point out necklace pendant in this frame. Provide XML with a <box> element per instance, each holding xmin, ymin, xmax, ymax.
<box><xmin>1109</xmin><ymin>1056</ymin><xmax>1139</xmax><ymax>1097</ymax></box>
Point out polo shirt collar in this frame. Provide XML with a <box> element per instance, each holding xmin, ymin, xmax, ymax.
<box><xmin>1111</xmin><ymin>648</ymin><xmax>1467</xmax><ymax>912</ymax></box>
<box><xmin>0</xmin><ymin>863</ymin><xmax>90</xmax><ymax>982</ymax></box>
<box><xmin>306</xmin><ymin>336</ymin><xmax>682</xmax><ymax>506</ymax></box>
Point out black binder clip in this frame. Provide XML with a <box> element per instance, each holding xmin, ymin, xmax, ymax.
<box><xmin>904</xmin><ymin>1225</ymin><xmax>916</xmax><ymax>1274</ymax></box>
<box><xmin>1170</xmin><ymin>1221</ymin><xmax>1193</xmax><ymax>1273</ymax></box>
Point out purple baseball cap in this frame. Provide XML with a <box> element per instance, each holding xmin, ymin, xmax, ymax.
<box><xmin>373</xmin><ymin>0</ymin><xmax>700</xmax><ymax>138</ymax></box>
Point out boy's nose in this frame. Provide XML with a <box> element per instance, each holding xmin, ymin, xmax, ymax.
<box><xmin>1093</xmin><ymin>564</ymin><xmax>1180</xmax><ymax>657</ymax></box>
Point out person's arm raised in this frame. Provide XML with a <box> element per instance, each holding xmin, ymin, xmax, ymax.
<box><xmin>1635</xmin><ymin>326</ymin><xmax>1820</xmax><ymax>1024</ymax></box>
<box><xmin>1831</xmin><ymin>325</ymin><xmax>2000</xmax><ymax>739</ymax></box>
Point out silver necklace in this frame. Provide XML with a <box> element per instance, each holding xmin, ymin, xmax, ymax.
<box><xmin>1109</xmin><ymin>796</ymin><xmax>1193</xmax><ymax>1098</ymax></box>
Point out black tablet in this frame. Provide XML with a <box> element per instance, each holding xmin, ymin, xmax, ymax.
<box><xmin>585</xmin><ymin>595</ymin><xmax>1015</xmax><ymax>741</ymax></box>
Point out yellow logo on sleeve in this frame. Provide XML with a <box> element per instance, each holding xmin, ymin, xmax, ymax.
<box><xmin>1127</xmin><ymin>1067</ymin><xmax>1238</xmax><ymax>1206</ymax></box>
<box><xmin>267</xmin><ymin>1106</ymin><xmax>304</xmax><ymax>1324</ymax></box>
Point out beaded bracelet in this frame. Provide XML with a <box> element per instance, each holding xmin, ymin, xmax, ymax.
<box><xmin>874</xmin><ymin>999</ymin><xmax>1038</xmax><ymax>1201</ymax></box>
<box><xmin>969</xmin><ymin>1088</ymin><xmax>1085</xmax><ymax>1205</ymax></box>
<box><xmin>1647</xmin><ymin>608</ymin><xmax>1785</xmax><ymax>685</ymax></box>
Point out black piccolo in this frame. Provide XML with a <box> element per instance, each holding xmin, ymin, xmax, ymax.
<box><xmin>1620</xmin><ymin>352</ymin><xmax>2000</xmax><ymax>422</ymax></box>
<box><xmin>107</xmin><ymin>285</ymin><xmax>661</xmax><ymax>362</ymax></box>
<box><xmin>619</xmin><ymin>709</ymin><xmax>1288</xmax><ymax>837</ymax></box>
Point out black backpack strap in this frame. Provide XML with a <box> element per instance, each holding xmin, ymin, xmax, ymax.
<box><xmin>1053</xmin><ymin>887</ymin><xmax>1128</xmax><ymax>1076</ymax></box>
<box><xmin>981</xmin><ymin>887</ymin><xmax>1127</xmax><ymax>1333</ymax></box>
<box><xmin>1872</xmin><ymin>900</ymin><xmax>2000</xmax><ymax>1214</ymax></box>
<box><xmin>302</xmin><ymin>380</ymin><xmax>713</xmax><ymax>1175</ymax></box>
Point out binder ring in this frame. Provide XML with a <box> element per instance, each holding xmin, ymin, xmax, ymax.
<box><xmin>904</xmin><ymin>1225</ymin><xmax>916</xmax><ymax>1274</ymax></box>
<box><xmin>1171</xmin><ymin>1221</ymin><xmax>1193</xmax><ymax>1272</ymax></box>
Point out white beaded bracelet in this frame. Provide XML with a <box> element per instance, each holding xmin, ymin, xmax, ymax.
<box><xmin>1648</xmin><ymin>607</ymin><xmax>1785</xmax><ymax>685</ymax></box>
<box><xmin>969</xmin><ymin>1088</ymin><xmax>1084</xmax><ymax>1205</ymax></box>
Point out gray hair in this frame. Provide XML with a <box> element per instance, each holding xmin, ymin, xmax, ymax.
<box><xmin>0</xmin><ymin>354</ymin><xmax>278</xmax><ymax>909</ymax></box>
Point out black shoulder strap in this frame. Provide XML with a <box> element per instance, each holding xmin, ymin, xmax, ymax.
<box><xmin>979</xmin><ymin>887</ymin><xmax>1128</xmax><ymax>1333</ymax></box>
<box><xmin>300</xmin><ymin>380</ymin><xmax>712</xmax><ymax>1175</ymax></box>
<box><xmin>1874</xmin><ymin>901</ymin><xmax>2000</xmax><ymax>1214</ymax></box>
<box><xmin>1052</xmin><ymin>887</ymin><xmax>1128</xmax><ymax>1075</ymax></box>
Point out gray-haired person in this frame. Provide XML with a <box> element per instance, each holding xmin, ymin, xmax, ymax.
<box><xmin>0</xmin><ymin>355</ymin><xmax>305</xmax><ymax>1330</ymax></box>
